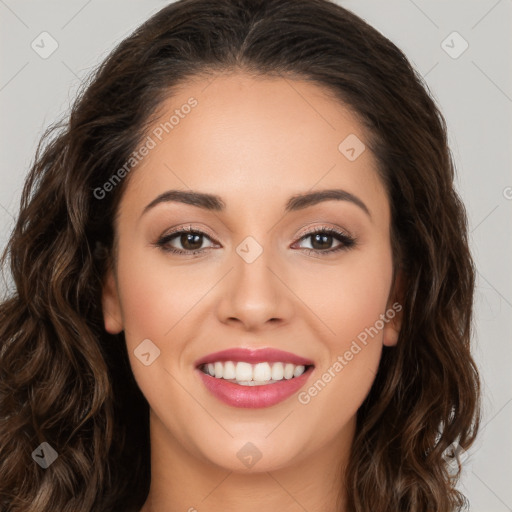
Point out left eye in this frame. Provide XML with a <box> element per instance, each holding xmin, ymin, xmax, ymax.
<box><xmin>293</xmin><ymin>227</ymin><xmax>356</xmax><ymax>254</ymax></box>
<box><xmin>295</xmin><ymin>230</ymin><xmax>342</xmax><ymax>251</ymax></box>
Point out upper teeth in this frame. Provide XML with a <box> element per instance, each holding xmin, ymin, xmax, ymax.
<box><xmin>202</xmin><ymin>361</ymin><xmax>308</xmax><ymax>383</ymax></box>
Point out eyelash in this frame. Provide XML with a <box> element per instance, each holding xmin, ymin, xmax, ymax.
<box><xmin>153</xmin><ymin>225</ymin><xmax>356</xmax><ymax>257</ymax></box>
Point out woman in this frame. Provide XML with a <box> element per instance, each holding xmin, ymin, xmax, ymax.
<box><xmin>0</xmin><ymin>0</ymin><xmax>480</xmax><ymax>511</ymax></box>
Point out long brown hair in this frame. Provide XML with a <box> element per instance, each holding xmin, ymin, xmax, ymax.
<box><xmin>0</xmin><ymin>1</ymin><xmax>480</xmax><ymax>510</ymax></box>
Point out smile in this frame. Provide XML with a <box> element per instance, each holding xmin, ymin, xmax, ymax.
<box><xmin>194</xmin><ymin>346</ymin><xmax>316</xmax><ymax>408</ymax></box>
<box><xmin>199</xmin><ymin>361</ymin><xmax>311</xmax><ymax>385</ymax></box>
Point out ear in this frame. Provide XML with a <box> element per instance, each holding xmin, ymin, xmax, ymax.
<box><xmin>101</xmin><ymin>267</ymin><xmax>124</xmax><ymax>334</ymax></box>
<box><xmin>382</xmin><ymin>268</ymin><xmax>405</xmax><ymax>347</ymax></box>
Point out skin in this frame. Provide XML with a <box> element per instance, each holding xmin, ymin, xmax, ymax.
<box><xmin>102</xmin><ymin>71</ymin><xmax>403</xmax><ymax>512</ymax></box>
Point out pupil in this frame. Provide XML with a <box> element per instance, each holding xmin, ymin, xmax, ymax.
<box><xmin>182</xmin><ymin>233</ymin><xmax>202</xmax><ymax>250</ymax></box>
<box><xmin>312</xmin><ymin>233</ymin><xmax>332</xmax><ymax>250</ymax></box>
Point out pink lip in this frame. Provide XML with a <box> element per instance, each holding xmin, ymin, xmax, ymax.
<box><xmin>196</xmin><ymin>365</ymin><xmax>315</xmax><ymax>408</ymax></box>
<box><xmin>194</xmin><ymin>347</ymin><xmax>315</xmax><ymax>368</ymax></box>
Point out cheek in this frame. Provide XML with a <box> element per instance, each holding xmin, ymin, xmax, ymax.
<box><xmin>115</xmin><ymin>246</ymin><xmax>209</xmax><ymax>344</ymax></box>
<box><xmin>113</xmin><ymin>247</ymin><xmax>207</xmax><ymax>409</ymax></box>
<box><xmin>294</xmin><ymin>252</ymin><xmax>392</xmax><ymax>436</ymax></box>
<box><xmin>290</xmin><ymin>245</ymin><xmax>393</xmax><ymax>344</ymax></box>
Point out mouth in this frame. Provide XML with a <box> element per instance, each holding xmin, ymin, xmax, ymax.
<box><xmin>194</xmin><ymin>347</ymin><xmax>316</xmax><ymax>408</ymax></box>
<box><xmin>198</xmin><ymin>361</ymin><xmax>315</xmax><ymax>386</ymax></box>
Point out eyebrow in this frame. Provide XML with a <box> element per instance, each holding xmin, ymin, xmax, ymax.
<box><xmin>141</xmin><ymin>188</ymin><xmax>371</xmax><ymax>219</ymax></box>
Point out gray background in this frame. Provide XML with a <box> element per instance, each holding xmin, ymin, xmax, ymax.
<box><xmin>1</xmin><ymin>1</ymin><xmax>511</xmax><ymax>510</ymax></box>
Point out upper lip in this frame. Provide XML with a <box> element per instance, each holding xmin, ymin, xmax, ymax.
<box><xmin>194</xmin><ymin>347</ymin><xmax>315</xmax><ymax>368</ymax></box>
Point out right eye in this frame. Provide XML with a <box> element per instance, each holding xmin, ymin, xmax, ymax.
<box><xmin>154</xmin><ymin>226</ymin><xmax>219</xmax><ymax>255</ymax></box>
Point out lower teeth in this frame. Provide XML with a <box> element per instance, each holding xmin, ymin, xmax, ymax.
<box><xmin>228</xmin><ymin>379</ymin><xmax>281</xmax><ymax>386</ymax></box>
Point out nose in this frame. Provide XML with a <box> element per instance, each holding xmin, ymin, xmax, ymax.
<box><xmin>215</xmin><ymin>244</ymin><xmax>295</xmax><ymax>331</ymax></box>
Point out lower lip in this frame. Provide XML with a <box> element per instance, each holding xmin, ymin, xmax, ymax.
<box><xmin>196</xmin><ymin>366</ymin><xmax>315</xmax><ymax>408</ymax></box>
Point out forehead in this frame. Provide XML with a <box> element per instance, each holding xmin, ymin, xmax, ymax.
<box><xmin>119</xmin><ymin>72</ymin><xmax>388</xmax><ymax>223</ymax></box>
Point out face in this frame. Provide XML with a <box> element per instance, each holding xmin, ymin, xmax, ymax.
<box><xmin>102</xmin><ymin>72</ymin><xmax>402</xmax><ymax>475</ymax></box>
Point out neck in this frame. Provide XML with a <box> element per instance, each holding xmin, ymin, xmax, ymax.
<box><xmin>140</xmin><ymin>409</ymin><xmax>353</xmax><ymax>512</ymax></box>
